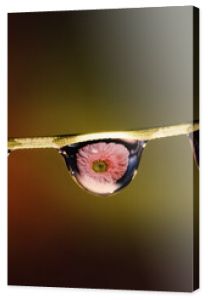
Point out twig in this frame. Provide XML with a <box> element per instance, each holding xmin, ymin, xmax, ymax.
<box><xmin>8</xmin><ymin>122</ymin><xmax>199</xmax><ymax>151</ymax></box>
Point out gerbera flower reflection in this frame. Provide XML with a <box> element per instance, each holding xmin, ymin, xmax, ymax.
<box><xmin>60</xmin><ymin>139</ymin><xmax>145</xmax><ymax>196</ymax></box>
<box><xmin>76</xmin><ymin>142</ymin><xmax>129</xmax><ymax>194</ymax></box>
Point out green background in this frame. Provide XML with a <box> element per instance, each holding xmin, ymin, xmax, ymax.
<box><xmin>8</xmin><ymin>6</ymin><xmax>199</xmax><ymax>291</ymax></box>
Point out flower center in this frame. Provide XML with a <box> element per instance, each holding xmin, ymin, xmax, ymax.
<box><xmin>92</xmin><ymin>160</ymin><xmax>108</xmax><ymax>173</ymax></box>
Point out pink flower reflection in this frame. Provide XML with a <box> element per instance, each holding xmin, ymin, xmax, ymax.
<box><xmin>76</xmin><ymin>142</ymin><xmax>129</xmax><ymax>184</ymax></box>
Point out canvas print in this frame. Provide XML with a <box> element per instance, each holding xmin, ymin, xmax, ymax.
<box><xmin>8</xmin><ymin>6</ymin><xmax>199</xmax><ymax>292</ymax></box>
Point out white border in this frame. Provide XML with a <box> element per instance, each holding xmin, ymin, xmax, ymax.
<box><xmin>1</xmin><ymin>1</ymin><xmax>208</xmax><ymax>299</ymax></box>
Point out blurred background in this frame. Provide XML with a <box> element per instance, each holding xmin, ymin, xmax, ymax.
<box><xmin>8</xmin><ymin>7</ymin><xmax>199</xmax><ymax>291</ymax></box>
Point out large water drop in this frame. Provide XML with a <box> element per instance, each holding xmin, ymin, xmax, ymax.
<box><xmin>59</xmin><ymin>138</ymin><xmax>146</xmax><ymax>196</ymax></box>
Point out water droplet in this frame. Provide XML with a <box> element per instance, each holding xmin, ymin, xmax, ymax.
<box><xmin>188</xmin><ymin>130</ymin><xmax>199</xmax><ymax>167</ymax></box>
<box><xmin>60</xmin><ymin>138</ymin><xmax>146</xmax><ymax>196</ymax></box>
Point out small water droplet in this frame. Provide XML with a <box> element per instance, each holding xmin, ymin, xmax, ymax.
<box><xmin>188</xmin><ymin>130</ymin><xmax>199</xmax><ymax>167</ymax></box>
<box><xmin>59</xmin><ymin>138</ymin><xmax>146</xmax><ymax>196</ymax></box>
